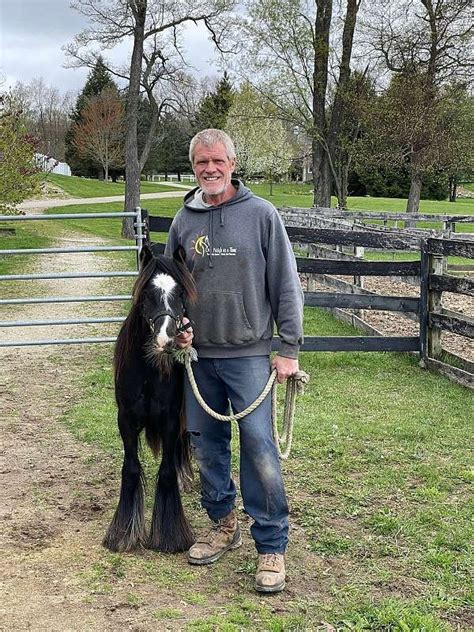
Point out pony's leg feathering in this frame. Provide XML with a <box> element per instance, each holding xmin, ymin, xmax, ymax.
<box><xmin>103</xmin><ymin>413</ymin><xmax>146</xmax><ymax>552</ymax></box>
<box><xmin>147</xmin><ymin>424</ymin><xmax>195</xmax><ymax>553</ymax></box>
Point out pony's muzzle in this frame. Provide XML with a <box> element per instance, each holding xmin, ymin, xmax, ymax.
<box><xmin>154</xmin><ymin>316</ymin><xmax>177</xmax><ymax>350</ymax></box>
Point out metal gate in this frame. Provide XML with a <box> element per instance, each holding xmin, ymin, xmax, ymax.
<box><xmin>0</xmin><ymin>209</ymin><xmax>145</xmax><ymax>347</ymax></box>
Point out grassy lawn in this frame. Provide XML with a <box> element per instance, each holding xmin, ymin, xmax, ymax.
<box><xmin>43</xmin><ymin>173</ymin><xmax>183</xmax><ymax>198</ymax></box>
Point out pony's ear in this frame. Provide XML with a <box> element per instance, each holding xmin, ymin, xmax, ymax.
<box><xmin>173</xmin><ymin>245</ymin><xmax>187</xmax><ymax>265</ymax></box>
<box><xmin>139</xmin><ymin>243</ymin><xmax>154</xmax><ymax>267</ymax></box>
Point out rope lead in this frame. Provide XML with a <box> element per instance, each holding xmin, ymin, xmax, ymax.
<box><xmin>181</xmin><ymin>350</ymin><xmax>309</xmax><ymax>460</ymax></box>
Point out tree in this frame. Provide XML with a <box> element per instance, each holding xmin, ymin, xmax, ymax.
<box><xmin>65</xmin><ymin>58</ymin><xmax>118</xmax><ymax>177</ymax></box>
<box><xmin>0</xmin><ymin>94</ymin><xmax>40</xmax><ymax>213</ymax></box>
<box><xmin>228</xmin><ymin>0</ymin><xmax>362</xmax><ymax>207</ymax></box>
<box><xmin>153</xmin><ymin>113</ymin><xmax>194</xmax><ymax>180</ymax></box>
<box><xmin>330</xmin><ymin>70</ymin><xmax>375</xmax><ymax>208</ymax></box>
<box><xmin>67</xmin><ymin>0</ymin><xmax>235</xmax><ymax>237</ymax></box>
<box><xmin>225</xmin><ymin>82</ymin><xmax>293</xmax><ymax>190</ymax></box>
<box><xmin>439</xmin><ymin>85</ymin><xmax>474</xmax><ymax>202</ymax></box>
<box><xmin>72</xmin><ymin>88</ymin><xmax>125</xmax><ymax>181</ymax></box>
<box><xmin>364</xmin><ymin>0</ymin><xmax>473</xmax><ymax>213</ymax></box>
<box><xmin>9</xmin><ymin>79</ymin><xmax>73</xmax><ymax>162</ymax></box>
<box><xmin>194</xmin><ymin>72</ymin><xmax>234</xmax><ymax>131</ymax></box>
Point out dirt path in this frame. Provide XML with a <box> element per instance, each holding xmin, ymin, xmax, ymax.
<box><xmin>18</xmin><ymin>189</ymin><xmax>189</xmax><ymax>214</ymax></box>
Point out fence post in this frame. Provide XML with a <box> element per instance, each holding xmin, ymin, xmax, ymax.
<box><xmin>134</xmin><ymin>206</ymin><xmax>144</xmax><ymax>270</ymax></box>
<box><xmin>419</xmin><ymin>240</ymin><xmax>429</xmax><ymax>365</ymax></box>
<box><xmin>307</xmin><ymin>243</ymin><xmax>319</xmax><ymax>293</ymax></box>
<box><xmin>427</xmin><ymin>249</ymin><xmax>444</xmax><ymax>360</ymax></box>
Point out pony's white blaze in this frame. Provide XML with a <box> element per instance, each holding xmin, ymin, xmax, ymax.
<box><xmin>156</xmin><ymin>317</ymin><xmax>172</xmax><ymax>348</ymax></box>
<box><xmin>152</xmin><ymin>273</ymin><xmax>177</xmax><ymax>311</ymax></box>
<box><xmin>152</xmin><ymin>273</ymin><xmax>177</xmax><ymax>348</ymax></box>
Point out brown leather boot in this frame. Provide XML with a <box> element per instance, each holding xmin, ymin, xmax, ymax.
<box><xmin>188</xmin><ymin>511</ymin><xmax>242</xmax><ymax>565</ymax></box>
<box><xmin>255</xmin><ymin>553</ymin><xmax>286</xmax><ymax>593</ymax></box>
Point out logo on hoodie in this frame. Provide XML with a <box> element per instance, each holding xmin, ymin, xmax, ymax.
<box><xmin>191</xmin><ymin>232</ymin><xmax>237</xmax><ymax>259</ymax></box>
<box><xmin>192</xmin><ymin>234</ymin><xmax>210</xmax><ymax>257</ymax></box>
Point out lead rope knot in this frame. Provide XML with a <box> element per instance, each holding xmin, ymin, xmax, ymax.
<box><xmin>178</xmin><ymin>348</ymin><xmax>309</xmax><ymax>460</ymax></box>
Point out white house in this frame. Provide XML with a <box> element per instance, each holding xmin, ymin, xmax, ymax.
<box><xmin>35</xmin><ymin>153</ymin><xmax>72</xmax><ymax>177</ymax></box>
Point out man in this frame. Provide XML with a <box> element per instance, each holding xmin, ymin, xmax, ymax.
<box><xmin>165</xmin><ymin>129</ymin><xmax>303</xmax><ymax>593</ymax></box>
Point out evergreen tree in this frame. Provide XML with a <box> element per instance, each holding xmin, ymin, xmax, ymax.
<box><xmin>152</xmin><ymin>113</ymin><xmax>194</xmax><ymax>179</ymax></box>
<box><xmin>65</xmin><ymin>57</ymin><xmax>118</xmax><ymax>177</ymax></box>
<box><xmin>194</xmin><ymin>72</ymin><xmax>234</xmax><ymax>131</ymax></box>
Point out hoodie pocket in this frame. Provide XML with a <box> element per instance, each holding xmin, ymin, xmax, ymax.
<box><xmin>190</xmin><ymin>291</ymin><xmax>254</xmax><ymax>346</ymax></box>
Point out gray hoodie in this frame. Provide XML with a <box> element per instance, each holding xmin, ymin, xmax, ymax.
<box><xmin>165</xmin><ymin>180</ymin><xmax>303</xmax><ymax>359</ymax></box>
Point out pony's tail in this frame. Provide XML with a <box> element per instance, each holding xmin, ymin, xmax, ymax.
<box><xmin>177</xmin><ymin>418</ymin><xmax>194</xmax><ymax>493</ymax></box>
<box><xmin>145</xmin><ymin>423</ymin><xmax>162</xmax><ymax>458</ymax></box>
<box><xmin>145</xmin><ymin>388</ymin><xmax>193</xmax><ymax>484</ymax></box>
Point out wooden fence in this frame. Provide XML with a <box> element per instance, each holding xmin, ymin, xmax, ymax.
<box><xmin>143</xmin><ymin>210</ymin><xmax>473</xmax><ymax>389</ymax></box>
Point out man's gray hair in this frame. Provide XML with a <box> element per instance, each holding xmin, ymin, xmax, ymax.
<box><xmin>189</xmin><ymin>129</ymin><xmax>236</xmax><ymax>164</ymax></box>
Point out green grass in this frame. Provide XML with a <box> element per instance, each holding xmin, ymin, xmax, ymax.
<box><xmin>43</xmin><ymin>173</ymin><xmax>184</xmax><ymax>197</ymax></box>
<box><xmin>0</xmin><ymin>222</ymin><xmax>53</xmax><ymax>275</ymax></box>
<box><xmin>251</xmin><ymin>180</ymin><xmax>473</xmax><ymax>216</ymax></box>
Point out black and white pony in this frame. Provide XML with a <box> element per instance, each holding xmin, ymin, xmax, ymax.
<box><xmin>103</xmin><ymin>244</ymin><xmax>196</xmax><ymax>553</ymax></box>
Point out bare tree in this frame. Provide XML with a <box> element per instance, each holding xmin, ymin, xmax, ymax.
<box><xmin>66</xmin><ymin>0</ymin><xmax>234</xmax><ymax>237</ymax></box>
<box><xmin>9</xmin><ymin>79</ymin><xmax>74</xmax><ymax>161</ymax></box>
<box><xmin>72</xmin><ymin>88</ymin><xmax>125</xmax><ymax>181</ymax></box>
<box><xmin>363</xmin><ymin>0</ymin><xmax>473</xmax><ymax>213</ymax></box>
<box><xmin>225</xmin><ymin>82</ymin><xmax>293</xmax><ymax>189</ymax></box>
<box><xmin>227</xmin><ymin>0</ymin><xmax>362</xmax><ymax>207</ymax></box>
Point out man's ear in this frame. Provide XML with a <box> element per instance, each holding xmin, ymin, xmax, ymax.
<box><xmin>173</xmin><ymin>245</ymin><xmax>187</xmax><ymax>265</ymax></box>
<box><xmin>139</xmin><ymin>243</ymin><xmax>153</xmax><ymax>268</ymax></box>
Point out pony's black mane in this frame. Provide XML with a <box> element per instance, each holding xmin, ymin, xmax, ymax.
<box><xmin>114</xmin><ymin>254</ymin><xmax>196</xmax><ymax>383</ymax></box>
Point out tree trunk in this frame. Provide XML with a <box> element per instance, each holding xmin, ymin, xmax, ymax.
<box><xmin>339</xmin><ymin>162</ymin><xmax>349</xmax><ymax>209</ymax></box>
<box><xmin>449</xmin><ymin>175</ymin><xmax>457</xmax><ymax>202</ymax></box>
<box><xmin>326</xmin><ymin>0</ymin><xmax>360</xmax><ymax>204</ymax></box>
<box><xmin>406</xmin><ymin>171</ymin><xmax>422</xmax><ymax>225</ymax></box>
<box><xmin>312</xmin><ymin>0</ymin><xmax>332</xmax><ymax>208</ymax></box>
<box><xmin>315</xmin><ymin>152</ymin><xmax>332</xmax><ymax>207</ymax></box>
<box><xmin>312</xmin><ymin>135</ymin><xmax>322</xmax><ymax>206</ymax></box>
<box><xmin>122</xmin><ymin>1</ymin><xmax>147</xmax><ymax>239</ymax></box>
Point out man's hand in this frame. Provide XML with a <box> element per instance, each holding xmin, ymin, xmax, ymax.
<box><xmin>271</xmin><ymin>355</ymin><xmax>299</xmax><ymax>384</ymax></box>
<box><xmin>176</xmin><ymin>317</ymin><xmax>194</xmax><ymax>349</ymax></box>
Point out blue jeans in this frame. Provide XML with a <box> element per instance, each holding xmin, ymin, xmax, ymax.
<box><xmin>184</xmin><ymin>356</ymin><xmax>289</xmax><ymax>554</ymax></box>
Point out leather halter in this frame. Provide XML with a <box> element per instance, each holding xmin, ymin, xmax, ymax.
<box><xmin>147</xmin><ymin>310</ymin><xmax>192</xmax><ymax>334</ymax></box>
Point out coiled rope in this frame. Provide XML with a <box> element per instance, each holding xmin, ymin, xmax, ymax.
<box><xmin>179</xmin><ymin>349</ymin><xmax>309</xmax><ymax>460</ymax></box>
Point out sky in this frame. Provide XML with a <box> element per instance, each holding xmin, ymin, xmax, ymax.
<box><xmin>0</xmin><ymin>0</ymin><xmax>219</xmax><ymax>95</ymax></box>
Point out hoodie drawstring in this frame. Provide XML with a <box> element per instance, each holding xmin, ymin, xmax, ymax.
<box><xmin>208</xmin><ymin>210</ymin><xmax>214</xmax><ymax>268</ymax></box>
